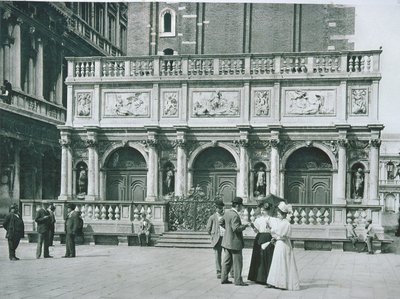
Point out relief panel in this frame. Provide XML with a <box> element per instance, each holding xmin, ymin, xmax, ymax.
<box><xmin>75</xmin><ymin>91</ymin><xmax>92</xmax><ymax>117</ymax></box>
<box><xmin>103</xmin><ymin>91</ymin><xmax>150</xmax><ymax>117</ymax></box>
<box><xmin>349</xmin><ymin>87</ymin><xmax>369</xmax><ymax>116</ymax></box>
<box><xmin>191</xmin><ymin>89</ymin><xmax>240</xmax><ymax>117</ymax></box>
<box><xmin>252</xmin><ymin>89</ymin><xmax>271</xmax><ymax>117</ymax></box>
<box><xmin>161</xmin><ymin>90</ymin><xmax>179</xmax><ymax>118</ymax></box>
<box><xmin>283</xmin><ymin>89</ymin><xmax>336</xmax><ymax>116</ymax></box>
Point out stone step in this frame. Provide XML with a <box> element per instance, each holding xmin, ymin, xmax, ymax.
<box><xmin>156</xmin><ymin>238</ymin><xmax>210</xmax><ymax>244</ymax></box>
<box><xmin>155</xmin><ymin>243</ymin><xmax>211</xmax><ymax>248</ymax></box>
<box><xmin>155</xmin><ymin>231</ymin><xmax>212</xmax><ymax>248</ymax></box>
<box><xmin>162</xmin><ymin>231</ymin><xmax>209</xmax><ymax>235</ymax></box>
<box><xmin>160</xmin><ymin>234</ymin><xmax>210</xmax><ymax>240</ymax></box>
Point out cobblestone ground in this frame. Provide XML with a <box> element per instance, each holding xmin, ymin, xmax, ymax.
<box><xmin>1</xmin><ymin>239</ymin><xmax>400</xmax><ymax>299</ymax></box>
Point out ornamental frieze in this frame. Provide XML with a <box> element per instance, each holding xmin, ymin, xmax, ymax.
<box><xmin>284</xmin><ymin>89</ymin><xmax>336</xmax><ymax>115</ymax></box>
<box><xmin>104</xmin><ymin>91</ymin><xmax>150</xmax><ymax>117</ymax></box>
<box><xmin>76</xmin><ymin>92</ymin><xmax>92</xmax><ymax>117</ymax></box>
<box><xmin>192</xmin><ymin>90</ymin><xmax>240</xmax><ymax>117</ymax></box>
<box><xmin>70</xmin><ymin>137</ymin><xmax>87</xmax><ymax>159</ymax></box>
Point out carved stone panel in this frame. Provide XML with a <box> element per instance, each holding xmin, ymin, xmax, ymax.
<box><xmin>252</xmin><ymin>89</ymin><xmax>271</xmax><ymax>117</ymax></box>
<box><xmin>191</xmin><ymin>90</ymin><xmax>240</xmax><ymax>117</ymax></box>
<box><xmin>104</xmin><ymin>91</ymin><xmax>150</xmax><ymax>117</ymax></box>
<box><xmin>284</xmin><ymin>89</ymin><xmax>336</xmax><ymax>116</ymax></box>
<box><xmin>75</xmin><ymin>91</ymin><xmax>92</xmax><ymax>117</ymax></box>
<box><xmin>349</xmin><ymin>88</ymin><xmax>368</xmax><ymax>115</ymax></box>
<box><xmin>162</xmin><ymin>90</ymin><xmax>179</xmax><ymax>118</ymax></box>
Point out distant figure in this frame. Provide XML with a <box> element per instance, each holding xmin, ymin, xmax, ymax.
<box><xmin>3</xmin><ymin>203</ymin><xmax>24</xmax><ymax>261</ymax></box>
<box><xmin>139</xmin><ymin>213</ymin><xmax>151</xmax><ymax>246</ymax></box>
<box><xmin>64</xmin><ymin>203</ymin><xmax>80</xmax><ymax>258</ymax></box>
<box><xmin>361</xmin><ymin>219</ymin><xmax>375</xmax><ymax>254</ymax></box>
<box><xmin>395</xmin><ymin>207</ymin><xmax>400</xmax><ymax>237</ymax></box>
<box><xmin>0</xmin><ymin>79</ymin><xmax>12</xmax><ymax>104</ymax></box>
<box><xmin>255</xmin><ymin>167</ymin><xmax>266</xmax><ymax>196</ymax></box>
<box><xmin>345</xmin><ymin>222</ymin><xmax>358</xmax><ymax>249</ymax></box>
<box><xmin>164</xmin><ymin>168</ymin><xmax>174</xmax><ymax>195</ymax></box>
<box><xmin>48</xmin><ymin>203</ymin><xmax>56</xmax><ymax>246</ymax></box>
<box><xmin>353</xmin><ymin>168</ymin><xmax>364</xmax><ymax>199</ymax></box>
<box><xmin>78</xmin><ymin>170</ymin><xmax>88</xmax><ymax>195</ymax></box>
<box><xmin>35</xmin><ymin>201</ymin><xmax>52</xmax><ymax>259</ymax></box>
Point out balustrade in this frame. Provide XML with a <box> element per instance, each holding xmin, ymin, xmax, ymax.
<box><xmin>346</xmin><ymin>206</ymin><xmax>381</xmax><ymax>225</ymax></box>
<box><xmin>67</xmin><ymin>50</ymin><xmax>381</xmax><ymax>80</ymax></box>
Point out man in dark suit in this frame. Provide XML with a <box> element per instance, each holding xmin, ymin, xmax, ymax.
<box><xmin>48</xmin><ymin>203</ymin><xmax>56</xmax><ymax>246</ymax></box>
<box><xmin>220</xmin><ymin>197</ymin><xmax>250</xmax><ymax>286</ymax></box>
<box><xmin>3</xmin><ymin>203</ymin><xmax>25</xmax><ymax>261</ymax></box>
<box><xmin>35</xmin><ymin>201</ymin><xmax>52</xmax><ymax>258</ymax></box>
<box><xmin>64</xmin><ymin>203</ymin><xmax>80</xmax><ymax>258</ymax></box>
<box><xmin>206</xmin><ymin>200</ymin><xmax>225</xmax><ymax>279</ymax></box>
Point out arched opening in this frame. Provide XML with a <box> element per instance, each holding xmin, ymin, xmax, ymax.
<box><xmin>105</xmin><ymin>147</ymin><xmax>147</xmax><ymax>201</ymax></box>
<box><xmin>42</xmin><ymin>149</ymin><xmax>60</xmax><ymax>199</ymax></box>
<box><xmin>162</xmin><ymin>161</ymin><xmax>175</xmax><ymax>196</ymax></box>
<box><xmin>163</xmin><ymin>48</ymin><xmax>174</xmax><ymax>55</ymax></box>
<box><xmin>75</xmin><ymin>161</ymin><xmax>88</xmax><ymax>198</ymax></box>
<box><xmin>193</xmin><ymin>147</ymin><xmax>237</xmax><ymax>203</ymax></box>
<box><xmin>163</xmin><ymin>12</ymin><xmax>172</xmax><ymax>33</ymax></box>
<box><xmin>284</xmin><ymin>147</ymin><xmax>333</xmax><ymax>204</ymax></box>
<box><xmin>253</xmin><ymin>162</ymin><xmax>267</xmax><ymax>197</ymax></box>
<box><xmin>351</xmin><ymin>162</ymin><xmax>365</xmax><ymax>200</ymax></box>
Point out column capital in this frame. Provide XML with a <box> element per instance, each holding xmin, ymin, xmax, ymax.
<box><xmin>59</xmin><ymin>138</ymin><xmax>71</xmax><ymax>148</ymax></box>
<box><xmin>234</xmin><ymin>139</ymin><xmax>249</xmax><ymax>148</ymax></box>
<box><xmin>337</xmin><ymin>138</ymin><xmax>349</xmax><ymax>148</ymax></box>
<box><xmin>270</xmin><ymin>138</ymin><xmax>280</xmax><ymax>149</ymax></box>
<box><xmin>144</xmin><ymin>139</ymin><xmax>158</xmax><ymax>149</ymax></box>
<box><xmin>85</xmin><ymin>138</ymin><xmax>97</xmax><ymax>148</ymax></box>
<box><xmin>370</xmin><ymin>138</ymin><xmax>381</xmax><ymax>148</ymax></box>
<box><xmin>173</xmin><ymin>139</ymin><xmax>186</xmax><ymax>149</ymax></box>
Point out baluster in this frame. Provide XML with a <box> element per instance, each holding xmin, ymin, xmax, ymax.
<box><xmin>242</xmin><ymin>208</ymin><xmax>249</xmax><ymax>223</ymax></box>
<box><xmin>102</xmin><ymin>62</ymin><xmax>107</xmax><ymax>76</ymax></box>
<box><xmin>133</xmin><ymin>207</ymin><xmax>139</xmax><ymax>221</ymax></box>
<box><xmin>250</xmin><ymin>208</ymin><xmax>255</xmax><ymax>223</ymax></box>
<box><xmin>80</xmin><ymin>63</ymin><xmax>84</xmax><ymax>77</ymax></box>
<box><xmin>316</xmin><ymin>209</ymin><xmax>322</xmax><ymax>225</ymax></box>
<box><xmin>348</xmin><ymin>56</ymin><xmax>354</xmax><ymax>72</ymax></box>
<box><xmin>108</xmin><ymin>206</ymin><xmax>114</xmax><ymax>220</ymax></box>
<box><xmin>101</xmin><ymin>206</ymin><xmax>107</xmax><ymax>220</ymax></box>
<box><xmin>293</xmin><ymin>209</ymin><xmax>299</xmax><ymax>225</ymax></box>
<box><xmin>308</xmin><ymin>209</ymin><xmax>315</xmax><ymax>225</ymax></box>
<box><xmin>301</xmin><ymin>58</ymin><xmax>307</xmax><ymax>73</ymax></box>
<box><xmin>87</xmin><ymin>206</ymin><xmax>93</xmax><ymax>219</ymax></box>
<box><xmin>366</xmin><ymin>55</ymin><xmax>371</xmax><ymax>72</ymax></box>
<box><xmin>86</xmin><ymin>62</ymin><xmax>91</xmax><ymax>77</ymax></box>
<box><xmin>90</xmin><ymin>62</ymin><xmax>95</xmax><ymax>76</ymax></box>
<box><xmin>140</xmin><ymin>206</ymin><xmax>145</xmax><ymax>216</ymax></box>
<box><xmin>360</xmin><ymin>56</ymin><xmax>365</xmax><ymax>73</ymax></box>
<box><xmin>300</xmin><ymin>209</ymin><xmax>307</xmax><ymax>225</ymax></box>
<box><xmin>334</xmin><ymin>57</ymin><xmax>339</xmax><ymax>72</ymax></box>
<box><xmin>354</xmin><ymin>56</ymin><xmax>360</xmax><ymax>72</ymax></box>
<box><xmin>80</xmin><ymin>205</ymin><xmax>86</xmax><ymax>219</ymax></box>
<box><xmin>314</xmin><ymin>57</ymin><xmax>320</xmax><ymax>73</ymax></box>
<box><xmin>360</xmin><ymin>209</ymin><xmax>367</xmax><ymax>222</ymax></box>
<box><xmin>188</xmin><ymin>60</ymin><xmax>194</xmax><ymax>75</ymax></box>
<box><xmin>75</xmin><ymin>63</ymin><xmax>80</xmax><ymax>77</ymax></box>
<box><xmin>323</xmin><ymin>210</ymin><xmax>330</xmax><ymax>225</ymax></box>
<box><xmin>131</xmin><ymin>61</ymin><xmax>136</xmax><ymax>76</ymax></box>
<box><xmin>94</xmin><ymin>206</ymin><xmax>100</xmax><ymax>220</ymax></box>
<box><xmin>281</xmin><ymin>58</ymin><xmax>287</xmax><ymax>74</ymax></box>
<box><xmin>147</xmin><ymin>207</ymin><xmax>152</xmax><ymax>219</ymax></box>
<box><xmin>148</xmin><ymin>61</ymin><xmax>153</xmax><ymax>75</ymax></box>
<box><xmin>115</xmin><ymin>206</ymin><xmax>120</xmax><ymax>220</ymax></box>
<box><xmin>171</xmin><ymin>61</ymin><xmax>176</xmax><ymax>75</ymax></box>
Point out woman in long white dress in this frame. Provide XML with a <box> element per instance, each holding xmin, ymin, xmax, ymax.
<box><xmin>266</xmin><ymin>201</ymin><xmax>300</xmax><ymax>291</ymax></box>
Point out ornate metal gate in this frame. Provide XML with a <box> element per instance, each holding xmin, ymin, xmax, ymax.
<box><xmin>168</xmin><ymin>190</ymin><xmax>216</xmax><ymax>231</ymax></box>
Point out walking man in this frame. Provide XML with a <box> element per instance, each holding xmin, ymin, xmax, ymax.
<box><xmin>64</xmin><ymin>203</ymin><xmax>79</xmax><ymax>258</ymax></box>
<box><xmin>35</xmin><ymin>201</ymin><xmax>52</xmax><ymax>258</ymax></box>
<box><xmin>3</xmin><ymin>203</ymin><xmax>25</xmax><ymax>261</ymax></box>
<box><xmin>220</xmin><ymin>197</ymin><xmax>250</xmax><ymax>286</ymax></box>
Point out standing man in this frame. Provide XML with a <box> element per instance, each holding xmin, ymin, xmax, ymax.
<box><xmin>35</xmin><ymin>201</ymin><xmax>52</xmax><ymax>258</ymax></box>
<box><xmin>48</xmin><ymin>203</ymin><xmax>56</xmax><ymax>246</ymax></box>
<box><xmin>3</xmin><ymin>203</ymin><xmax>25</xmax><ymax>261</ymax></box>
<box><xmin>64</xmin><ymin>203</ymin><xmax>79</xmax><ymax>258</ymax></box>
<box><xmin>206</xmin><ymin>200</ymin><xmax>225</xmax><ymax>279</ymax></box>
<box><xmin>220</xmin><ymin>197</ymin><xmax>250</xmax><ymax>286</ymax></box>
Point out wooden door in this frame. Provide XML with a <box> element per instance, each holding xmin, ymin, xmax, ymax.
<box><xmin>107</xmin><ymin>172</ymin><xmax>146</xmax><ymax>201</ymax></box>
<box><xmin>194</xmin><ymin>171</ymin><xmax>236</xmax><ymax>203</ymax></box>
<box><xmin>285</xmin><ymin>173</ymin><xmax>331</xmax><ymax>204</ymax></box>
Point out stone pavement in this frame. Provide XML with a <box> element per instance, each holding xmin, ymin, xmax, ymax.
<box><xmin>1</xmin><ymin>239</ymin><xmax>400</xmax><ymax>299</ymax></box>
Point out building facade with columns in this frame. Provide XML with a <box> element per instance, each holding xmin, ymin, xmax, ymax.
<box><xmin>0</xmin><ymin>2</ymin><xmax>127</xmax><ymax>221</ymax></box>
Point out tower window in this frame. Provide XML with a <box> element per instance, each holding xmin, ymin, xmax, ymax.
<box><xmin>160</xmin><ymin>8</ymin><xmax>176</xmax><ymax>37</ymax></box>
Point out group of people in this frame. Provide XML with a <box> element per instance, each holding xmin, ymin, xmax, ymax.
<box><xmin>3</xmin><ymin>201</ymin><xmax>83</xmax><ymax>260</ymax></box>
<box><xmin>206</xmin><ymin>197</ymin><xmax>300</xmax><ymax>290</ymax></box>
<box><xmin>0</xmin><ymin>79</ymin><xmax>12</xmax><ymax>104</ymax></box>
<box><xmin>345</xmin><ymin>219</ymin><xmax>376</xmax><ymax>254</ymax></box>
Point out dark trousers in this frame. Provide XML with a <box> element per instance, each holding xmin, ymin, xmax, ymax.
<box><xmin>221</xmin><ymin>248</ymin><xmax>243</xmax><ymax>285</ymax></box>
<box><xmin>36</xmin><ymin>232</ymin><xmax>50</xmax><ymax>258</ymax></box>
<box><xmin>49</xmin><ymin>225</ymin><xmax>55</xmax><ymax>246</ymax></box>
<box><xmin>8</xmin><ymin>238</ymin><xmax>21</xmax><ymax>259</ymax></box>
<box><xmin>65</xmin><ymin>233</ymin><xmax>76</xmax><ymax>257</ymax></box>
<box><xmin>213</xmin><ymin>237</ymin><xmax>223</xmax><ymax>274</ymax></box>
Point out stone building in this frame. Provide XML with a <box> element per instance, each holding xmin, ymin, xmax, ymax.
<box><xmin>50</xmin><ymin>2</ymin><xmax>385</xmax><ymax>247</ymax></box>
<box><xmin>0</xmin><ymin>1</ymin><xmax>127</xmax><ymax>221</ymax></box>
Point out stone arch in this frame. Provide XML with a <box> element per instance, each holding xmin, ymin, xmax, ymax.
<box><xmin>188</xmin><ymin>142</ymin><xmax>239</xmax><ymax>171</ymax></box>
<box><xmin>101</xmin><ymin>142</ymin><xmax>148</xmax><ymax>169</ymax></box>
<box><xmin>384</xmin><ymin>193</ymin><xmax>396</xmax><ymax>212</ymax></box>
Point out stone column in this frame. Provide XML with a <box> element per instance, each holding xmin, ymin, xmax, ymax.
<box><xmin>35</xmin><ymin>37</ymin><xmax>44</xmax><ymax>99</ymax></box>
<box><xmin>12</xmin><ymin>143</ymin><xmax>21</xmax><ymax>200</ymax></box>
<box><xmin>174</xmin><ymin>127</ymin><xmax>188</xmax><ymax>197</ymax></box>
<box><xmin>146</xmin><ymin>135</ymin><xmax>158</xmax><ymax>201</ymax></box>
<box><xmin>369</xmin><ymin>138</ymin><xmax>381</xmax><ymax>202</ymax></box>
<box><xmin>55</xmin><ymin>49</ymin><xmax>64</xmax><ymax>105</ymax></box>
<box><xmin>86</xmin><ymin>130</ymin><xmax>98</xmax><ymax>201</ymax></box>
<box><xmin>237</xmin><ymin>140</ymin><xmax>249</xmax><ymax>202</ymax></box>
<box><xmin>11</xmin><ymin>18</ymin><xmax>22</xmax><ymax>91</ymax></box>
<box><xmin>337</xmin><ymin>138</ymin><xmax>348</xmax><ymax>204</ymax></box>
<box><xmin>270</xmin><ymin>138</ymin><xmax>280</xmax><ymax>196</ymax></box>
<box><xmin>116</xmin><ymin>4</ymin><xmax>121</xmax><ymax>48</ymax></box>
<box><xmin>58</xmin><ymin>131</ymin><xmax>71</xmax><ymax>200</ymax></box>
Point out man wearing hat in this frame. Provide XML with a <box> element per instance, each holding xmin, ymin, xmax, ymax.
<box><xmin>220</xmin><ymin>197</ymin><xmax>250</xmax><ymax>286</ymax></box>
<box><xmin>35</xmin><ymin>201</ymin><xmax>52</xmax><ymax>258</ymax></box>
<box><xmin>3</xmin><ymin>203</ymin><xmax>25</xmax><ymax>260</ymax></box>
<box><xmin>47</xmin><ymin>203</ymin><xmax>56</xmax><ymax>246</ymax></box>
<box><xmin>64</xmin><ymin>203</ymin><xmax>80</xmax><ymax>258</ymax></box>
<box><xmin>206</xmin><ymin>199</ymin><xmax>226</xmax><ymax>279</ymax></box>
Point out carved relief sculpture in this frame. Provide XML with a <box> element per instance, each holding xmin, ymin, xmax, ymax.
<box><xmin>104</xmin><ymin>92</ymin><xmax>150</xmax><ymax>117</ymax></box>
<box><xmin>192</xmin><ymin>90</ymin><xmax>239</xmax><ymax>117</ymax></box>
<box><xmin>286</xmin><ymin>90</ymin><xmax>335</xmax><ymax>115</ymax></box>
<box><xmin>351</xmin><ymin>89</ymin><xmax>367</xmax><ymax>115</ymax></box>
<box><xmin>76</xmin><ymin>92</ymin><xmax>92</xmax><ymax>116</ymax></box>
<box><xmin>254</xmin><ymin>90</ymin><xmax>270</xmax><ymax>116</ymax></box>
<box><xmin>163</xmin><ymin>92</ymin><xmax>179</xmax><ymax>117</ymax></box>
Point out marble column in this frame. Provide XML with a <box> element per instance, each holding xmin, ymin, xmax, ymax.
<box><xmin>369</xmin><ymin>139</ymin><xmax>381</xmax><ymax>202</ymax></box>
<box><xmin>146</xmin><ymin>140</ymin><xmax>158</xmax><ymax>201</ymax></box>
<box><xmin>270</xmin><ymin>139</ymin><xmax>280</xmax><ymax>196</ymax></box>
<box><xmin>12</xmin><ymin>143</ymin><xmax>20</xmax><ymax>200</ymax></box>
<box><xmin>175</xmin><ymin>140</ymin><xmax>187</xmax><ymax>197</ymax></box>
<box><xmin>12</xmin><ymin>18</ymin><xmax>22</xmax><ymax>91</ymax></box>
<box><xmin>58</xmin><ymin>132</ymin><xmax>71</xmax><ymax>200</ymax></box>
<box><xmin>337</xmin><ymin>139</ymin><xmax>348</xmax><ymax>204</ymax></box>
<box><xmin>35</xmin><ymin>38</ymin><xmax>43</xmax><ymax>99</ymax></box>
<box><xmin>86</xmin><ymin>133</ymin><xmax>98</xmax><ymax>201</ymax></box>
<box><xmin>237</xmin><ymin>140</ymin><xmax>249</xmax><ymax>202</ymax></box>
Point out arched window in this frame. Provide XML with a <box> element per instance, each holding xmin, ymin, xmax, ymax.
<box><xmin>160</xmin><ymin>8</ymin><xmax>176</xmax><ymax>37</ymax></box>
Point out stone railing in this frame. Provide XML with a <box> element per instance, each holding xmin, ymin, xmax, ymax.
<box><xmin>66</xmin><ymin>50</ymin><xmax>381</xmax><ymax>81</ymax></box>
<box><xmin>1</xmin><ymin>90</ymin><xmax>66</xmax><ymax>124</ymax></box>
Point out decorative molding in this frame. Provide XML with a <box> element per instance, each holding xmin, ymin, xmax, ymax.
<box><xmin>85</xmin><ymin>138</ymin><xmax>97</xmax><ymax>148</ymax></box>
<box><xmin>370</xmin><ymin>138</ymin><xmax>381</xmax><ymax>148</ymax></box>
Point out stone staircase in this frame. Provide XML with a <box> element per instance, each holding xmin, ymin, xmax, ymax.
<box><xmin>155</xmin><ymin>231</ymin><xmax>212</xmax><ymax>248</ymax></box>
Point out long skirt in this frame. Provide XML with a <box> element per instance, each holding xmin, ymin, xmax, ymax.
<box><xmin>248</xmin><ymin>232</ymin><xmax>274</xmax><ymax>284</ymax></box>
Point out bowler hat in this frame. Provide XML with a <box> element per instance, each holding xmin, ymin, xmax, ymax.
<box><xmin>9</xmin><ymin>203</ymin><xmax>18</xmax><ymax>212</ymax></box>
<box><xmin>67</xmin><ymin>203</ymin><xmax>76</xmax><ymax>210</ymax></box>
<box><xmin>214</xmin><ymin>200</ymin><xmax>225</xmax><ymax>208</ymax></box>
<box><xmin>49</xmin><ymin>203</ymin><xmax>56</xmax><ymax>211</ymax></box>
<box><xmin>231</xmin><ymin>197</ymin><xmax>243</xmax><ymax>205</ymax></box>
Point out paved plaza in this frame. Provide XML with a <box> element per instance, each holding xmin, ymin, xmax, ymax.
<box><xmin>1</xmin><ymin>238</ymin><xmax>400</xmax><ymax>299</ymax></box>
